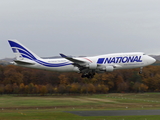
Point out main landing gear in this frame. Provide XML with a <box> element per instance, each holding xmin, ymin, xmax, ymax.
<box><xmin>81</xmin><ymin>72</ymin><xmax>95</xmax><ymax>79</ymax></box>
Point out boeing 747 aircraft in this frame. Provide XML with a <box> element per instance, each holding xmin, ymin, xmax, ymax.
<box><xmin>8</xmin><ymin>39</ymin><xmax>156</xmax><ymax>78</ymax></box>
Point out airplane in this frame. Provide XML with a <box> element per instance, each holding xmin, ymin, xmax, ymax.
<box><xmin>8</xmin><ymin>39</ymin><xmax>156</xmax><ymax>78</ymax></box>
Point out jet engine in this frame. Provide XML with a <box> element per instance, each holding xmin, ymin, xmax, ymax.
<box><xmin>105</xmin><ymin>66</ymin><xmax>114</xmax><ymax>72</ymax></box>
<box><xmin>87</xmin><ymin>63</ymin><xmax>97</xmax><ymax>69</ymax></box>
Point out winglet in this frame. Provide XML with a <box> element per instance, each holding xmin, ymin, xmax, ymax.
<box><xmin>60</xmin><ymin>53</ymin><xmax>67</xmax><ymax>58</ymax></box>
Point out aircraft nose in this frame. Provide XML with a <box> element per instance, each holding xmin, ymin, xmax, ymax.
<box><xmin>148</xmin><ymin>56</ymin><xmax>156</xmax><ymax>65</ymax></box>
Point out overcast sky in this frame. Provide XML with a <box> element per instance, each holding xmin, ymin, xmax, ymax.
<box><xmin>1</xmin><ymin>0</ymin><xmax>160</xmax><ymax>58</ymax></box>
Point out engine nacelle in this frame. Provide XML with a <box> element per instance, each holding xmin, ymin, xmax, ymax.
<box><xmin>73</xmin><ymin>67</ymin><xmax>80</xmax><ymax>72</ymax></box>
<box><xmin>105</xmin><ymin>66</ymin><xmax>114</xmax><ymax>72</ymax></box>
<box><xmin>88</xmin><ymin>63</ymin><xmax>97</xmax><ymax>69</ymax></box>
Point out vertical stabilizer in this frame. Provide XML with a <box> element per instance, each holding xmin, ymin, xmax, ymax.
<box><xmin>8</xmin><ymin>39</ymin><xmax>41</xmax><ymax>61</ymax></box>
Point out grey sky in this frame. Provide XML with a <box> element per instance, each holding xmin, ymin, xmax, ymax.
<box><xmin>1</xmin><ymin>0</ymin><xmax>160</xmax><ymax>58</ymax></box>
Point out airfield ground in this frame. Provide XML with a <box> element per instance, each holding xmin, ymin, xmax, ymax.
<box><xmin>0</xmin><ymin>93</ymin><xmax>160</xmax><ymax>120</ymax></box>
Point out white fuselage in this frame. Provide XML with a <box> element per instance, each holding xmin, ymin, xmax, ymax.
<box><xmin>15</xmin><ymin>52</ymin><xmax>156</xmax><ymax>73</ymax></box>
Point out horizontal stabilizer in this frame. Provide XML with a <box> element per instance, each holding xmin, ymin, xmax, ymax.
<box><xmin>14</xmin><ymin>60</ymin><xmax>35</xmax><ymax>65</ymax></box>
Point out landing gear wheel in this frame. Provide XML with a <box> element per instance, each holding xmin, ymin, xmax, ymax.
<box><xmin>81</xmin><ymin>72</ymin><xmax>95</xmax><ymax>79</ymax></box>
<box><xmin>139</xmin><ymin>67</ymin><xmax>143</xmax><ymax>74</ymax></box>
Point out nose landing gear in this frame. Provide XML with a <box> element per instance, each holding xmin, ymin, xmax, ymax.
<box><xmin>139</xmin><ymin>67</ymin><xmax>143</xmax><ymax>74</ymax></box>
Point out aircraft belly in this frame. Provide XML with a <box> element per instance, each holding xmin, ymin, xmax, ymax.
<box><xmin>118</xmin><ymin>63</ymin><xmax>145</xmax><ymax>69</ymax></box>
<box><xmin>41</xmin><ymin>65</ymin><xmax>76</xmax><ymax>72</ymax></box>
<box><xmin>16</xmin><ymin>64</ymin><xmax>75</xmax><ymax>72</ymax></box>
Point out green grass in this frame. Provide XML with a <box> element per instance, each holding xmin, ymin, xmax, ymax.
<box><xmin>0</xmin><ymin>109</ymin><xmax>160</xmax><ymax>120</ymax></box>
<box><xmin>0</xmin><ymin>95</ymin><xmax>109</xmax><ymax>108</ymax></box>
<box><xmin>0</xmin><ymin>93</ymin><xmax>160</xmax><ymax>119</ymax></box>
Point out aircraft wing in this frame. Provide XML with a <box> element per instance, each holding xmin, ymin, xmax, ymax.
<box><xmin>60</xmin><ymin>53</ymin><xmax>89</xmax><ymax>65</ymax></box>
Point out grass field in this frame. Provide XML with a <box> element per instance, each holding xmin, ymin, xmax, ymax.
<box><xmin>0</xmin><ymin>93</ymin><xmax>160</xmax><ymax>120</ymax></box>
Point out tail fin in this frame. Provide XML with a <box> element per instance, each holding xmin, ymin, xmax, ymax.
<box><xmin>8</xmin><ymin>39</ymin><xmax>41</xmax><ymax>61</ymax></box>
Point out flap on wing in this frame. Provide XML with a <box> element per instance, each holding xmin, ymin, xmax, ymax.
<box><xmin>14</xmin><ymin>60</ymin><xmax>35</xmax><ymax>65</ymax></box>
<box><xmin>60</xmin><ymin>53</ymin><xmax>88</xmax><ymax>64</ymax></box>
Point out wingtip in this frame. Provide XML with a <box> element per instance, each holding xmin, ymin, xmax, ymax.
<box><xmin>59</xmin><ymin>53</ymin><xmax>67</xmax><ymax>58</ymax></box>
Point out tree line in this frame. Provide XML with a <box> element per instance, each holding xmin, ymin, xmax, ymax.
<box><xmin>0</xmin><ymin>65</ymin><xmax>160</xmax><ymax>95</ymax></box>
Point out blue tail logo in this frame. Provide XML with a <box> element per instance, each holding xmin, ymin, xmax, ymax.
<box><xmin>8</xmin><ymin>40</ymin><xmax>72</xmax><ymax>67</ymax></box>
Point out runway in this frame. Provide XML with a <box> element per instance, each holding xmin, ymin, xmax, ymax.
<box><xmin>65</xmin><ymin>109</ymin><xmax>160</xmax><ymax>116</ymax></box>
